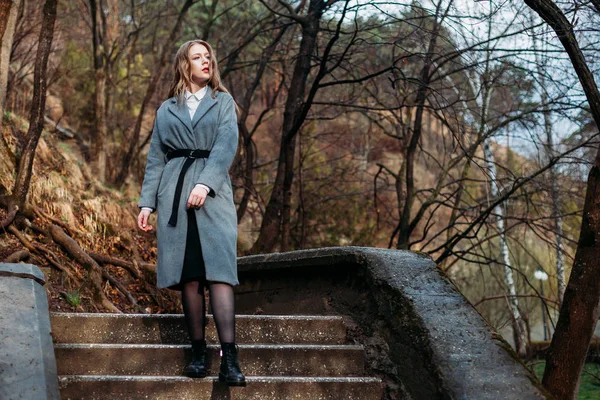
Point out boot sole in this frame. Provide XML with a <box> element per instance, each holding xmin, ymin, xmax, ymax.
<box><xmin>219</xmin><ymin>373</ymin><xmax>246</xmax><ymax>387</ymax></box>
<box><xmin>184</xmin><ymin>369</ymin><xmax>208</xmax><ymax>378</ymax></box>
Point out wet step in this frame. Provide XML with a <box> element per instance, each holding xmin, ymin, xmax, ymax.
<box><xmin>54</xmin><ymin>343</ymin><xmax>366</xmax><ymax>377</ymax></box>
<box><xmin>50</xmin><ymin>313</ymin><xmax>346</xmax><ymax>345</ymax></box>
<box><xmin>59</xmin><ymin>375</ymin><xmax>384</xmax><ymax>400</ymax></box>
<box><xmin>53</xmin><ymin>313</ymin><xmax>384</xmax><ymax>399</ymax></box>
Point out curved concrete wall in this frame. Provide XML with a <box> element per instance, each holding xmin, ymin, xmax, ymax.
<box><xmin>237</xmin><ymin>247</ymin><xmax>550</xmax><ymax>400</ymax></box>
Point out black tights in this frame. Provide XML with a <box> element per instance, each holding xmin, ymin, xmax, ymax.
<box><xmin>181</xmin><ymin>280</ymin><xmax>236</xmax><ymax>344</ymax></box>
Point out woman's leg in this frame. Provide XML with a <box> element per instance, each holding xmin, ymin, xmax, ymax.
<box><xmin>181</xmin><ymin>280</ymin><xmax>206</xmax><ymax>341</ymax></box>
<box><xmin>181</xmin><ymin>280</ymin><xmax>208</xmax><ymax>378</ymax></box>
<box><xmin>208</xmin><ymin>282</ymin><xmax>235</xmax><ymax>343</ymax></box>
<box><xmin>208</xmin><ymin>282</ymin><xmax>245</xmax><ymax>386</ymax></box>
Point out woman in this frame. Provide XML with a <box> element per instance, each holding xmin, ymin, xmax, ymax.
<box><xmin>136</xmin><ymin>39</ymin><xmax>245</xmax><ymax>387</ymax></box>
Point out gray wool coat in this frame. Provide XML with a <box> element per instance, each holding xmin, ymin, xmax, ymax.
<box><xmin>138</xmin><ymin>87</ymin><xmax>239</xmax><ymax>289</ymax></box>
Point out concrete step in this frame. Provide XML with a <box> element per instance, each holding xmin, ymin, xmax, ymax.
<box><xmin>50</xmin><ymin>313</ymin><xmax>346</xmax><ymax>345</ymax></box>
<box><xmin>59</xmin><ymin>375</ymin><xmax>384</xmax><ymax>400</ymax></box>
<box><xmin>54</xmin><ymin>343</ymin><xmax>366</xmax><ymax>377</ymax></box>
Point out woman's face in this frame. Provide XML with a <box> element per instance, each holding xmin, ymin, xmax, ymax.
<box><xmin>188</xmin><ymin>43</ymin><xmax>211</xmax><ymax>86</ymax></box>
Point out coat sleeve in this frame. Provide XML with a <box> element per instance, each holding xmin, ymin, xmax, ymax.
<box><xmin>138</xmin><ymin>114</ymin><xmax>167</xmax><ymax>211</ymax></box>
<box><xmin>196</xmin><ymin>95</ymin><xmax>238</xmax><ymax>197</ymax></box>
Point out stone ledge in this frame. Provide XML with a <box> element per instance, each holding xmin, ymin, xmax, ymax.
<box><xmin>0</xmin><ymin>262</ymin><xmax>59</xmax><ymax>400</ymax></box>
<box><xmin>238</xmin><ymin>246</ymin><xmax>361</xmax><ymax>271</ymax></box>
<box><xmin>238</xmin><ymin>247</ymin><xmax>550</xmax><ymax>399</ymax></box>
<box><xmin>0</xmin><ymin>262</ymin><xmax>46</xmax><ymax>285</ymax></box>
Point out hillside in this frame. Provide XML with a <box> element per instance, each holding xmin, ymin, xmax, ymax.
<box><xmin>0</xmin><ymin>112</ymin><xmax>182</xmax><ymax>313</ymax></box>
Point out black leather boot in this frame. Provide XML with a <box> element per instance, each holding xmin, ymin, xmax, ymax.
<box><xmin>184</xmin><ymin>339</ymin><xmax>208</xmax><ymax>378</ymax></box>
<box><xmin>219</xmin><ymin>342</ymin><xmax>246</xmax><ymax>386</ymax></box>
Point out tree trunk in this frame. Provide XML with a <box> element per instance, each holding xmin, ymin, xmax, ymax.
<box><xmin>251</xmin><ymin>0</ymin><xmax>327</xmax><ymax>253</ymax></box>
<box><xmin>543</xmin><ymin>162</ymin><xmax>600</xmax><ymax>399</ymax></box>
<box><xmin>444</xmin><ymin>159</ymin><xmax>471</xmax><ymax>252</ymax></box>
<box><xmin>236</xmin><ymin>124</ymin><xmax>255</xmax><ymax>222</ymax></box>
<box><xmin>482</xmin><ymin>140</ymin><xmax>528</xmax><ymax>357</ymax></box>
<box><xmin>280</xmin><ymin>133</ymin><xmax>296</xmax><ymax>251</ymax></box>
<box><xmin>297</xmin><ymin>129</ymin><xmax>307</xmax><ymax>249</ymax></box>
<box><xmin>10</xmin><ymin>0</ymin><xmax>57</xmax><ymax>212</ymax></box>
<box><xmin>89</xmin><ymin>0</ymin><xmax>107</xmax><ymax>182</ymax></box>
<box><xmin>396</xmin><ymin>1</ymin><xmax>444</xmax><ymax>250</ymax></box>
<box><xmin>236</xmin><ymin>24</ymin><xmax>288</xmax><ymax>224</ymax></box>
<box><xmin>395</xmin><ymin>159</ymin><xmax>406</xmax><ymax>232</ymax></box>
<box><xmin>544</xmin><ymin>106</ymin><xmax>565</xmax><ymax>303</ymax></box>
<box><xmin>0</xmin><ymin>0</ymin><xmax>20</xmax><ymax>119</ymax></box>
<box><xmin>524</xmin><ymin>0</ymin><xmax>600</xmax><ymax>398</ymax></box>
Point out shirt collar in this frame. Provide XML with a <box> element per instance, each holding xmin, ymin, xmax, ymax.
<box><xmin>185</xmin><ymin>86</ymin><xmax>207</xmax><ymax>101</ymax></box>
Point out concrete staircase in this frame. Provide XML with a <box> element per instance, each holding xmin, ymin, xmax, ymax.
<box><xmin>51</xmin><ymin>313</ymin><xmax>384</xmax><ymax>399</ymax></box>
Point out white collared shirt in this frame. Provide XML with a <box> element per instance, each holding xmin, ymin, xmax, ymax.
<box><xmin>185</xmin><ymin>86</ymin><xmax>208</xmax><ymax>120</ymax></box>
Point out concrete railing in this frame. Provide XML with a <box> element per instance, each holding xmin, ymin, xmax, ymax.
<box><xmin>235</xmin><ymin>247</ymin><xmax>550</xmax><ymax>400</ymax></box>
<box><xmin>0</xmin><ymin>263</ymin><xmax>59</xmax><ymax>400</ymax></box>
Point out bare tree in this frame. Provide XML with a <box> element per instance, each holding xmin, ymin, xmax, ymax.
<box><xmin>88</xmin><ymin>0</ymin><xmax>109</xmax><ymax>181</ymax></box>
<box><xmin>251</xmin><ymin>0</ymin><xmax>348</xmax><ymax>253</ymax></box>
<box><xmin>234</xmin><ymin>22</ymin><xmax>289</xmax><ymax>223</ymax></box>
<box><xmin>1</xmin><ymin>0</ymin><xmax>57</xmax><ymax>228</ymax></box>
<box><xmin>394</xmin><ymin>0</ymin><xmax>450</xmax><ymax>250</ymax></box>
<box><xmin>82</xmin><ymin>0</ymin><xmax>145</xmax><ymax>179</ymax></box>
<box><xmin>113</xmin><ymin>0</ymin><xmax>196</xmax><ymax>185</ymax></box>
<box><xmin>523</xmin><ymin>0</ymin><xmax>600</xmax><ymax>398</ymax></box>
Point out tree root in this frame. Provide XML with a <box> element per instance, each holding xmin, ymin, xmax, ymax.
<box><xmin>0</xmin><ymin>204</ymin><xmax>18</xmax><ymax>230</ymax></box>
<box><xmin>2</xmin><ymin>250</ymin><xmax>30</xmax><ymax>263</ymax></box>
<box><xmin>48</xmin><ymin>224</ymin><xmax>146</xmax><ymax>312</ymax></box>
<box><xmin>121</xmin><ymin>231</ymin><xmax>143</xmax><ymax>274</ymax></box>
<box><xmin>89</xmin><ymin>250</ymin><xmax>156</xmax><ymax>313</ymax></box>
<box><xmin>8</xmin><ymin>224</ymin><xmax>37</xmax><ymax>252</ymax></box>
<box><xmin>140</xmin><ymin>261</ymin><xmax>156</xmax><ymax>275</ymax></box>
<box><xmin>120</xmin><ymin>230</ymin><xmax>160</xmax><ymax>309</ymax></box>
<box><xmin>34</xmin><ymin>206</ymin><xmax>85</xmax><ymax>236</ymax></box>
<box><xmin>34</xmin><ymin>243</ymin><xmax>77</xmax><ymax>279</ymax></box>
<box><xmin>5</xmin><ymin>207</ymin><xmax>159</xmax><ymax>313</ymax></box>
<box><xmin>26</xmin><ymin>220</ymin><xmax>49</xmax><ymax>236</ymax></box>
<box><xmin>89</xmin><ymin>251</ymin><xmax>140</xmax><ymax>279</ymax></box>
<box><xmin>7</xmin><ymin>224</ymin><xmax>75</xmax><ymax>279</ymax></box>
<box><xmin>49</xmin><ymin>224</ymin><xmax>121</xmax><ymax>313</ymax></box>
<box><xmin>102</xmin><ymin>269</ymin><xmax>145</xmax><ymax>313</ymax></box>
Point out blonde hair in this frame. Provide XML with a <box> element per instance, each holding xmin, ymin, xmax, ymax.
<box><xmin>168</xmin><ymin>40</ymin><xmax>232</xmax><ymax>105</ymax></box>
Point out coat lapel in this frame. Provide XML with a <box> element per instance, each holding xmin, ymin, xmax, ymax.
<box><xmin>167</xmin><ymin>98</ymin><xmax>194</xmax><ymax>136</ymax></box>
<box><xmin>191</xmin><ymin>86</ymin><xmax>218</xmax><ymax>129</ymax></box>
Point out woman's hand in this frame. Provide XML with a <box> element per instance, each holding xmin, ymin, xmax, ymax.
<box><xmin>187</xmin><ymin>185</ymin><xmax>209</xmax><ymax>209</ymax></box>
<box><xmin>137</xmin><ymin>209</ymin><xmax>153</xmax><ymax>232</ymax></box>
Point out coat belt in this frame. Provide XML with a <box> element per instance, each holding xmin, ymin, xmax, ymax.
<box><xmin>165</xmin><ymin>149</ymin><xmax>211</xmax><ymax>227</ymax></box>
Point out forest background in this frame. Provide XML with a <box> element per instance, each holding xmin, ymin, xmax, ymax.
<box><xmin>1</xmin><ymin>0</ymin><xmax>600</xmax><ymax>398</ymax></box>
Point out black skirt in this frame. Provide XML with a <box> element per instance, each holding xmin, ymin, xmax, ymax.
<box><xmin>168</xmin><ymin>208</ymin><xmax>206</xmax><ymax>291</ymax></box>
